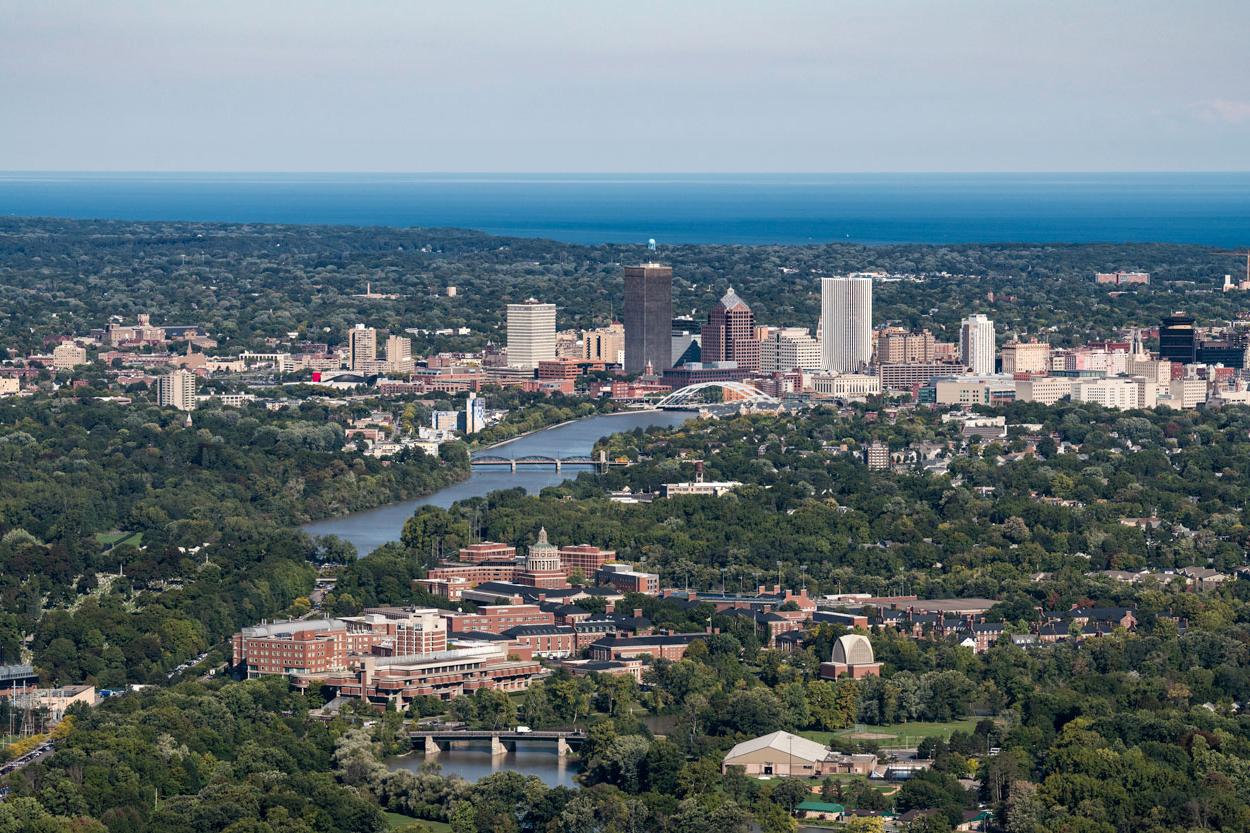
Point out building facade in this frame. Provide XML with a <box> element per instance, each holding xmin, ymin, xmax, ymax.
<box><xmin>700</xmin><ymin>288</ymin><xmax>759</xmax><ymax>371</ymax></box>
<box><xmin>959</xmin><ymin>315</ymin><xmax>996</xmax><ymax>375</ymax></box>
<box><xmin>759</xmin><ymin>327</ymin><xmax>821</xmax><ymax>372</ymax></box>
<box><xmin>877</xmin><ymin>329</ymin><xmax>937</xmax><ymax>364</ymax></box>
<box><xmin>156</xmin><ymin>369</ymin><xmax>197</xmax><ymax>411</ymax></box>
<box><xmin>583</xmin><ymin>322</ymin><xmax>625</xmax><ymax>365</ymax></box>
<box><xmin>515</xmin><ymin>528</ymin><xmax>569</xmax><ymax>588</ymax></box>
<box><xmin>507</xmin><ymin>300</ymin><xmax>557</xmax><ymax>370</ymax></box>
<box><xmin>624</xmin><ymin>264</ymin><xmax>674</xmax><ymax>374</ymax></box>
<box><xmin>999</xmin><ymin>341</ymin><xmax>1050</xmax><ymax>374</ymax></box>
<box><xmin>820</xmin><ymin>276</ymin><xmax>873</xmax><ymax>374</ymax></box>
<box><xmin>1159</xmin><ymin>315</ymin><xmax>1196</xmax><ymax>364</ymax></box>
<box><xmin>348</xmin><ymin>325</ymin><xmax>378</xmax><ymax>371</ymax></box>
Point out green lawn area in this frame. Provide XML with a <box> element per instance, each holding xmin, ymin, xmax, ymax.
<box><xmin>95</xmin><ymin>531</ymin><xmax>142</xmax><ymax>548</ymax></box>
<box><xmin>383</xmin><ymin>812</ymin><xmax>451</xmax><ymax>832</ymax></box>
<box><xmin>801</xmin><ymin>718</ymin><xmax>982</xmax><ymax>746</ymax></box>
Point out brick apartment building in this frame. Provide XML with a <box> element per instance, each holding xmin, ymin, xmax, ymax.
<box><xmin>232</xmin><ymin>608</ymin><xmax>446</xmax><ymax>677</ymax></box>
<box><xmin>294</xmin><ymin>642</ymin><xmax>543</xmax><ymax>706</ymax></box>
<box><xmin>558</xmin><ymin>544</ymin><xmax>617</xmax><ymax>580</ymax></box>
<box><xmin>597</xmin><ymin>563</ymin><xmax>660</xmax><ymax>594</ymax></box>
<box><xmin>501</xmin><ymin>625</ymin><xmax>578</xmax><ymax>658</ymax></box>
<box><xmin>457</xmin><ymin>542</ymin><xmax>518</xmax><ymax>563</ymax></box>
<box><xmin>441</xmin><ymin>604</ymin><xmax>554</xmax><ymax>634</ymax></box>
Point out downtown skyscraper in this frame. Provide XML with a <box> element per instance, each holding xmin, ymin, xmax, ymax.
<box><xmin>959</xmin><ymin>314</ymin><xmax>996</xmax><ymax>375</ymax></box>
<box><xmin>623</xmin><ymin>263</ymin><xmax>673</xmax><ymax>374</ymax></box>
<box><xmin>700</xmin><ymin>287</ymin><xmax>759</xmax><ymax>371</ymax></box>
<box><xmin>820</xmin><ymin>276</ymin><xmax>872</xmax><ymax>373</ymax></box>
<box><xmin>506</xmin><ymin>299</ymin><xmax>557</xmax><ymax>370</ymax></box>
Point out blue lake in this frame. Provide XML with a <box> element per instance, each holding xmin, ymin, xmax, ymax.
<box><xmin>3</xmin><ymin>171</ymin><xmax>1249</xmax><ymax>246</ymax></box>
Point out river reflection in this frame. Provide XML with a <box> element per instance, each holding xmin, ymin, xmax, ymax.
<box><xmin>301</xmin><ymin>410</ymin><xmax>690</xmax><ymax>555</ymax></box>
<box><xmin>385</xmin><ymin>746</ymin><xmax>582</xmax><ymax>788</ymax></box>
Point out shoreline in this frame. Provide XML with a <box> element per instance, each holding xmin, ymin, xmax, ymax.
<box><xmin>473</xmin><ymin>408</ymin><xmax>660</xmax><ymax>454</ymax></box>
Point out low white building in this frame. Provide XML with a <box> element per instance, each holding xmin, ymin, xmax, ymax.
<box><xmin>808</xmin><ymin>373</ymin><xmax>881</xmax><ymax>398</ymax></box>
<box><xmin>722</xmin><ymin>731</ymin><xmax>832</xmax><ymax>777</ymax></box>
<box><xmin>1073</xmin><ymin>376</ymin><xmax>1156</xmax><ymax>410</ymax></box>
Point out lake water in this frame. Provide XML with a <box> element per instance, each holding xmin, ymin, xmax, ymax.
<box><xmin>301</xmin><ymin>410</ymin><xmax>690</xmax><ymax>555</ymax></box>
<box><xmin>4</xmin><ymin>172</ymin><xmax>1250</xmax><ymax>246</ymax></box>
<box><xmin>385</xmin><ymin>747</ymin><xmax>581</xmax><ymax>788</ymax></box>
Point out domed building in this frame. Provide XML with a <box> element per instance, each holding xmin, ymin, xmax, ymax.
<box><xmin>820</xmin><ymin>633</ymin><xmax>881</xmax><ymax>679</ymax></box>
<box><xmin>515</xmin><ymin>528</ymin><xmax>569</xmax><ymax>589</ymax></box>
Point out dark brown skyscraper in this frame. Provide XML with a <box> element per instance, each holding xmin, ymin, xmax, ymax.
<box><xmin>624</xmin><ymin>263</ymin><xmax>673</xmax><ymax>374</ymax></box>
<box><xmin>700</xmin><ymin>287</ymin><xmax>759</xmax><ymax>371</ymax></box>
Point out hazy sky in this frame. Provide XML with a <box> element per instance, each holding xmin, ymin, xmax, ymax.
<box><xmin>2</xmin><ymin>1</ymin><xmax>1248</xmax><ymax>172</ymax></box>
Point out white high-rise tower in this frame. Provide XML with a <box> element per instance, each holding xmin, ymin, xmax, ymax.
<box><xmin>820</xmin><ymin>276</ymin><xmax>873</xmax><ymax>373</ymax></box>
<box><xmin>507</xmin><ymin>299</ymin><xmax>557</xmax><ymax>370</ymax></box>
<box><xmin>960</xmin><ymin>314</ymin><xmax>996</xmax><ymax>375</ymax></box>
<box><xmin>157</xmin><ymin>369</ymin><xmax>197</xmax><ymax>411</ymax></box>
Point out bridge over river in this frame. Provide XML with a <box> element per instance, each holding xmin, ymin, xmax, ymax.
<box><xmin>469</xmin><ymin>449</ymin><xmax>625</xmax><ymax>472</ymax></box>
<box><xmin>410</xmin><ymin>729</ymin><xmax>587</xmax><ymax>757</ymax></box>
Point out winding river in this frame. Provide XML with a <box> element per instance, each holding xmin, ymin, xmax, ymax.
<box><xmin>301</xmin><ymin>410</ymin><xmax>690</xmax><ymax>556</ymax></box>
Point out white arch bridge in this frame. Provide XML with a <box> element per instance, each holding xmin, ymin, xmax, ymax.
<box><xmin>654</xmin><ymin>381</ymin><xmax>780</xmax><ymax>409</ymax></box>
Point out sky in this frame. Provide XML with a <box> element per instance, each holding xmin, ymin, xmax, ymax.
<box><xmin>2</xmin><ymin>0</ymin><xmax>1248</xmax><ymax>173</ymax></box>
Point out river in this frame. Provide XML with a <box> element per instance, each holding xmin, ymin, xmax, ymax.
<box><xmin>384</xmin><ymin>746</ymin><xmax>581</xmax><ymax>788</ymax></box>
<box><xmin>301</xmin><ymin>410</ymin><xmax>690</xmax><ymax>555</ymax></box>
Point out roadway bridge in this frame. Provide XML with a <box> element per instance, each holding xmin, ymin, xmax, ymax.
<box><xmin>409</xmin><ymin>729</ymin><xmax>587</xmax><ymax>757</ymax></box>
<box><xmin>470</xmin><ymin>449</ymin><xmax>623</xmax><ymax>472</ymax></box>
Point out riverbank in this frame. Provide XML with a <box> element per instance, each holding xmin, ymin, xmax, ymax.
<box><xmin>301</xmin><ymin>410</ymin><xmax>690</xmax><ymax>556</ymax></box>
<box><xmin>468</xmin><ymin>398</ymin><xmax>622</xmax><ymax>449</ymax></box>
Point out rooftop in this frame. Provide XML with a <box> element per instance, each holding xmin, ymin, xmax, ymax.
<box><xmin>724</xmin><ymin>730</ymin><xmax>830</xmax><ymax>763</ymax></box>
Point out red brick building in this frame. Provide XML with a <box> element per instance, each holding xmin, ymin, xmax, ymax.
<box><xmin>442</xmin><ymin>605</ymin><xmax>553</xmax><ymax>634</ymax></box>
<box><xmin>232</xmin><ymin>609</ymin><xmax>447</xmax><ymax>677</ymax></box>
<box><xmin>458</xmin><ymin>542</ymin><xmax>518</xmax><ymax>563</ymax></box>
<box><xmin>587</xmin><ymin>633</ymin><xmax>706</xmax><ymax>662</ymax></box>
<box><xmin>559</xmin><ymin>544</ymin><xmax>617</xmax><ymax>581</ymax></box>
<box><xmin>597</xmin><ymin>564</ymin><xmax>660</xmax><ymax>594</ymax></box>
<box><xmin>502</xmin><ymin>625</ymin><xmax>578</xmax><ymax>657</ymax></box>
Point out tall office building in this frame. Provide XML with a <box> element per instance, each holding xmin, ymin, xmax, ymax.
<box><xmin>759</xmin><ymin>327</ymin><xmax>821</xmax><ymax>372</ymax></box>
<box><xmin>348</xmin><ymin>324</ymin><xmax>377</xmax><ymax>371</ymax></box>
<box><xmin>506</xmin><ymin>299</ymin><xmax>557</xmax><ymax>370</ymax></box>
<box><xmin>959</xmin><ymin>314</ymin><xmax>996</xmax><ymax>375</ymax></box>
<box><xmin>820</xmin><ymin>276</ymin><xmax>873</xmax><ymax>373</ymax></box>
<box><xmin>1159</xmin><ymin>314</ymin><xmax>1197</xmax><ymax>364</ymax></box>
<box><xmin>583</xmin><ymin>322</ymin><xmax>625</xmax><ymax>365</ymax></box>
<box><xmin>385</xmin><ymin>335</ymin><xmax>413</xmax><ymax>372</ymax></box>
<box><xmin>624</xmin><ymin>264</ymin><xmax>673</xmax><ymax>374</ymax></box>
<box><xmin>999</xmin><ymin>340</ymin><xmax>1050</xmax><ymax>374</ymax></box>
<box><xmin>700</xmin><ymin>288</ymin><xmax>759</xmax><ymax>370</ymax></box>
<box><xmin>157</xmin><ymin>368</ymin><xmax>197</xmax><ymax>411</ymax></box>
<box><xmin>463</xmin><ymin>391</ymin><xmax>485</xmax><ymax>434</ymax></box>
<box><xmin>877</xmin><ymin>329</ymin><xmax>937</xmax><ymax>364</ymax></box>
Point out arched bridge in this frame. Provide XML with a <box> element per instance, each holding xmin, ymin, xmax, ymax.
<box><xmin>470</xmin><ymin>449</ymin><xmax>624</xmax><ymax>472</ymax></box>
<box><xmin>654</xmin><ymin>381</ymin><xmax>780</xmax><ymax>409</ymax></box>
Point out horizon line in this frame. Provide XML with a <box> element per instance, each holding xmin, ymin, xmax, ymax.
<box><xmin>3</xmin><ymin>169</ymin><xmax>1250</xmax><ymax>177</ymax></box>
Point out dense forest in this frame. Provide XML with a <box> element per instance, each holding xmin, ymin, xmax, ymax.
<box><xmin>2</xmin><ymin>218</ymin><xmax>1248</xmax><ymax>358</ymax></box>
<box><xmin>0</xmin><ymin>393</ymin><xmax>468</xmax><ymax>684</ymax></box>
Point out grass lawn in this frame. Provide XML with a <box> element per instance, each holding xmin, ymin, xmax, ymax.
<box><xmin>800</xmin><ymin>718</ymin><xmax>982</xmax><ymax>746</ymax></box>
<box><xmin>383</xmin><ymin>812</ymin><xmax>451</xmax><ymax>832</ymax></box>
<box><xmin>96</xmin><ymin>531</ymin><xmax>142</xmax><ymax>548</ymax></box>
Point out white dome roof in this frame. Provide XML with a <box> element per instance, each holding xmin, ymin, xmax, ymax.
<box><xmin>832</xmin><ymin>633</ymin><xmax>874</xmax><ymax>666</ymax></box>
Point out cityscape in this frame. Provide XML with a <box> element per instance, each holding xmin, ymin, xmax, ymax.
<box><xmin>4</xmin><ymin>3</ymin><xmax>1250</xmax><ymax>833</ymax></box>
